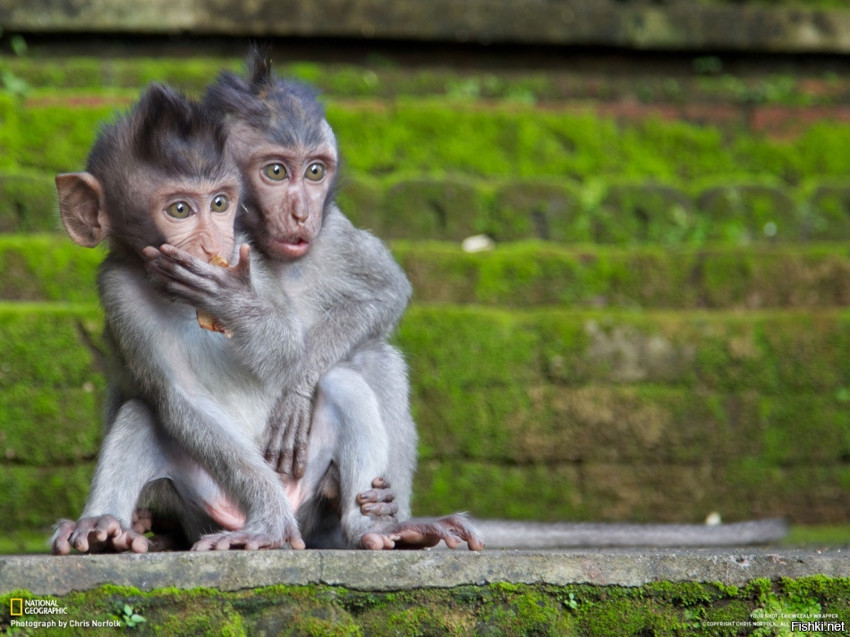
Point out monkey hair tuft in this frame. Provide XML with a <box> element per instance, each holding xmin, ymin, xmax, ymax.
<box><xmin>83</xmin><ymin>83</ymin><xmax>233</xmax><ymax>253</ymax></box>
<box><xmin>205</xmin><ymin>48</ymin><xmax>329</xmax><ymax>151</ymax></box>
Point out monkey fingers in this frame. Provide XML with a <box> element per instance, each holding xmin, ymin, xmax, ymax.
<box><xmin>143</xmin><ymin>244</ymin><xmax>251</xmax><ymax>309</ymax></box>
<box><xmin>131</xmin><ymin>508</ymin><xmax>154</xmax><ymax>534</ymax></box>
<box><xmin>357</xmin><ymin>477</ymin><xmax>398</xmax><ymax>518</ymax></box>
<box><xmin>142</xmin><ymin>247</ymin><xmax>221</xmax><ymax>306</ymax></box>
<box><xmin>59</xmin><ymin>515</ymin><xmax>149</xmax><ymax>554</ymax></box>
<box><xmin>264</xmin><ymin>390</ymin><xmax>312</xmax><ymax>480</ymax></box>
<box><xmin>51</xmin><ymin>519</ymin><xmax>77</xmax><ymax>555</ymax></box>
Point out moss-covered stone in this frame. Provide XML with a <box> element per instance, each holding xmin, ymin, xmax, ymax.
<box><xmin>807</xmin><ymin>183</ymin><xmax>850</xmax><ymax>240</ymax></box>
<box><xmin>0</xmin><ymin>464</ymin><xmax>93</xmax><ymax>534</ymax></box>
<box><xmin>382</xmin><ymin>177</ymin><xmax>487</xmax><ymax>240</ymax></box>
<box><xmin>0</xmin><ymin>172</ymin><xmax>58</xmax><ymax>232</ymax></box>
<box><xmin>2</xmin><ymin>578</ymin><xmax>848</xmax><ymax>636</ymax></box>
<box><xmin>697</xmin><ymin>183</ymin><xmax>800</xmax><ymax>243</ymax></box>
<box><xmin>0</xmin><ymin>235</ymin><xmax>102</xmax><ymax>302</ymax></box>
<box><xmin>487</xmin><ymin>181</ymin><xmax>581</xmax><ymax>242</ymax></box>
<box><xmin>10</xmin><ymin>94</ymin><xmax>850</xmax><ymax>189</ymax></box>
<box><xmin>596</xmin><ymin>183</ymin><xmax>696</xmax><ymax>245</ymax></box>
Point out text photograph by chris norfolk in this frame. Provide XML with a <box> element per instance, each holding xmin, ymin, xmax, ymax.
<box><xmin>5</xmin><ymin>596</ymin><xmax>144</xmax><ymax>632</ymax></box>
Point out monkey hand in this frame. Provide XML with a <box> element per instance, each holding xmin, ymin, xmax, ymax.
<box><xmin>357</xmin><ymin>477</ymin><xmax>399</xmax><ymax>519</ymax></box>
<box><xmin>264</xmin><ymin>384</ymin><xmax>315</xmax><ymax>481</ymax></box>
<box><xmin>51</xmin><ymin>516</ymin><xmax>149</xmax><ymax>555</ymax></box>
<box><xmin>360</xmin><ymin>514</ymin><xmax>485</xmax><ymax>551</ymax></box>
<box><xmin>142</xmin><ymin>243</ymin><xmax>254</xmax><ymax>317</ymax></box>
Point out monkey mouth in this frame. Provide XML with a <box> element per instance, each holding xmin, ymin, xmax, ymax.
<box><xmin>270</xmin><ymin>236</ymin><xmax>311</xmax><ymax>259</ymax></box>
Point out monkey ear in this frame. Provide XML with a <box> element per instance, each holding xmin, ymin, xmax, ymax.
<box><xmin>55</xmin><ymin>172</ymin><xmax>110</xmax><ymax>247</ymax></box>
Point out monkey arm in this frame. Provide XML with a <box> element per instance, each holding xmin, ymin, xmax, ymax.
<box><xmin>142</xmin><ymin>243</ymin><xmax>307</xmax><ymax>386</ymax></box>
<box><xmin>264</xmin><ymin>210</ymin><xmax>413</xmax><ymax>479</ymax></box>
<box><xmin>99</xmin><ymin>259</ymin><xmax>304</xmax><ymax>549</ymax></box>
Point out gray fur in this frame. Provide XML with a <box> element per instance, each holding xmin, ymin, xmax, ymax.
<box><xmin>52</xmin><ymin>85</ymin><xmax>308</xmax><ymax>553</ymax></box>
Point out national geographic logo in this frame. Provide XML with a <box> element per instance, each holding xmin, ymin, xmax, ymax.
<box><xmin>9</xmin><ymin>597</ymin><xmax>68</xmax><ymax>615</ymax></box>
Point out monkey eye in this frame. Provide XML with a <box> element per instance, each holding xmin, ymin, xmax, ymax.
<box><xmin>166</xmin><ymin>201</ymin><xmax>192</xmax><ymax>219</ymax></box>
<box><xmin>305</xmin><ymin>162</ymin><xmax>326</xmax><ymax>182</ymax></box>
<box><xmin>262</xmin><ymin>163</ymin><xmax>287</xmax><ymax>181</ymax></box>
<box><xmin>211</xmin><ymin>194</ymin><xmax>230</xmax><ymax>213</ymax></box>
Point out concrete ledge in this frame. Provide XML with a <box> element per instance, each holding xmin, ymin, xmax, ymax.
<box><xmin>2</xmin><ymin>1</ymin><xmax>850</xmax><ymax>53</ymax></box>
<box><xmin>2</xmin><ymin>549</ymin><xmax>847</xmax><ymax>595</ymax></box>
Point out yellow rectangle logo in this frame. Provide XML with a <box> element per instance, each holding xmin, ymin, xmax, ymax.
<box><xmin>10</xmin><ymin>598</ymin><xmax>23</xmax><ymax>616</ymax></box>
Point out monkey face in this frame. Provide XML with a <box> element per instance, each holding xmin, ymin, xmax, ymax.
<box><xmin>228</xmin><ymin>126</ymin><xmax>336</xmax><ymax>262</ymax></box>
<box><xmin>148</xmin><ymin>176</ymin><xmax>241</xmax><ymax>263</ymax></box>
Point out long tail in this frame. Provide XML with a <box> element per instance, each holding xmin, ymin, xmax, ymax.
<box><xmin>470</xmin><ymin>518</ymin><xmax>789</xmax><ymax>549</ymax></box>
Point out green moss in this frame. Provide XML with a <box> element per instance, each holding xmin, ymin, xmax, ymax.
<box><xmin>5</xmin><ymin>303</ymin><xmax>850</xmax><ymax>526</ymax></box>
<box><xmin>0</xmin><ymin>92</ymin><xmax>21</xmax><ymax>171</ymax></box>
<box><xmin>8</xmin><ymin>235</ymin><xmax>850</xmax><ymax>310</ymax></box>
<box><xmin>381</xmin><ymin>176</ymin><xmax>487</xmax><ymax>240</ymax></box>
<box><xmin>486</xmin><ymin>180</ymin><xmax>582</xmax><ymax>241</ymax></box>
<box><xmin>0</xmin><ymin>171</ymin><xmax>57</xmax><ymax>232</ymax></box>
<box><xmin>2</xmin><ymin>575</ymin><xmax>849</xmax><ymax>635</ymax></box>
<box><xmin>0</xmin><ymin>234</ymin><xmax>102</xmax><ymax>302</ymax></box>
<box><xmin>786</xmin><ymin>525</ymin><xmax>850</xmax><ymax>545</ymax></box>
<box><xmin>8</xmin><ymin>93</ymin><xmax>850</xmax><ymax>188</ymax></box>
<box><xmin>0</xmin><ymin>464</ymin><xmax>93</xmax><ymax>534</ymax></box>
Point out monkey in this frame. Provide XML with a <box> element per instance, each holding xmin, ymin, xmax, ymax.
<box><xmin>50</xmin><ymin>83</ymin><xmax>313</xmax><ymax>554</ymax></box>
<box><xmin>140</xmin><ymin>49</ymin><xmax>484</xmax><ymax>551</ymax></box>
<box><xmin>179</xmin><ymin>49</ymin><xmax>782</xmax><ymax>552</ymax></box>
<box><xmin>50</xmin><ymin>80</ymin><xmax>479</xmax><ymax>554</ymax></box>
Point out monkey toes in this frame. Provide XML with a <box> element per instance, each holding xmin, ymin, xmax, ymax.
<box><xmin>51</xmin><ymin>515</ymin><xmax>149</xmax><ymax>555</ymax></box>
<box><xmin>191</xmin><ymin>530</ymin><xmax>306</xmax><ymax>551</ymax></box>
<box><xmin>360</xmin><ymin>514</ymin><xmax>484</xmax><ymax>551</ymax></box>
<box><xmin>357</xmin><ymin>477</ymin><xmax>398</xmax><ymax>518</ymax></box>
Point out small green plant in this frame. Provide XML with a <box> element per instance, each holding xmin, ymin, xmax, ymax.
<box><xmin>119</xmin><ymin>603</ymin><xmax>147</xmax><ymax>629</ymax></box>
<box><xmin>0</xmin><ymin>29</ymin><xmax>30</xmax><ymax>96</ymax></box>
<box><xmin>563</xmin><ymin>592</ymin><xmax>579</xmax><ymax>610</ymax></box>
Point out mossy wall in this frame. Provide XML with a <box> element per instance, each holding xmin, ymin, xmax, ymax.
<box><xmin>2</xmin><ymin>49</ymin><xmax>850</xmax><ymax>546</ymax></box>
<box><xmin>2</xmin><ymin>577</ymin><xmax>849</xmax><ymax>636</ymax></box>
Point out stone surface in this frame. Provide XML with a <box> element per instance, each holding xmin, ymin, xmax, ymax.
<box><xmin>1</xmin><ymin>548</ymin><xmax>847</xmax><ymax>595</ymax></box>
<box><xmin>2</xmin><ymin>1</ymin><xmax>850</xmax><ymax>52</ymax></box>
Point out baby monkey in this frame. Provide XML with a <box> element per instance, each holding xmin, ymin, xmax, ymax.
<box><xmin>52</xmin><ymin>83</ymin><xmax>314</xmax><ymax>553</ymax></box>
<box><xmin>147</xmin><ymin>50</ymin><xmax>483</xmax><ymax>550</ymax></box>
<box><xmin>54</xmin><ymin>78</ymin><xmax>479</xmax><ymax>553</ymax></box>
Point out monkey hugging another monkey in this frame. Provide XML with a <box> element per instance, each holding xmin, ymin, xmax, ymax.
<box><xmin>51</xmin><ymin>50</ymin><xmax>483</xmax><ymax>554</ymax></box>
<box><xmin>50</xmin><ymin>51</ymin><xmax>786</xmax><ymax>555</ymax></box>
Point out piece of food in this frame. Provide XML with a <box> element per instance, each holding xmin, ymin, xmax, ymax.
<box><xmin>197</xmin><ymin>255</ymin><xmax>233</xmax><ymax>337</ymax></box>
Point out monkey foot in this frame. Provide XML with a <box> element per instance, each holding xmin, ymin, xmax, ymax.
<box><xmin>360</xmin><ymin>514</ymin><xmax>484</xmax><ymax>551</ymax></box>
<box><xmin>191</xmin><ymin>529</ymin><xmax>306</xmax><ymax>551</ymax></box>
<box><xmin>357</xmin><ymin>477</ymin><xmax>398</xmax><ymax>518</ymax></box>
<box><xmin>51</xmin><ymin>516</ymin><xmax>149</xmax><ymax>555</ymax></box>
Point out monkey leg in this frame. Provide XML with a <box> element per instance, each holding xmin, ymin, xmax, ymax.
<box><xmin>52</xmin><ymin>400</ymin><xmax>166</xmax><ymax>555</ymax></box>
<box><xmin>299</xmin><ymin>344</ymin><xmax>418</xmax><ymax>547</ymax></box>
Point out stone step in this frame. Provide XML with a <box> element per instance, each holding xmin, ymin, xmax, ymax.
<box><xmin>7</xmin><ymin>235</ymin><xmax>850</xmax><ymax>309</ymax></box>
<box><xmin>6</xmin><ymin>169</ymin><xmax>850</xmax><ymax>243</ymax></box>
<box><xmin>5</xmin><ymin>94</ymin><xmax>850</xmax><ymax>190</ymax></box>
<box><xmin>3</xmin><ymin>303</ymin><xmax>849</xmax><ymax>529</ymax></box>
<box><xmin>3</xmin><ymin>549</ymin><xmax>848</xmax><ymax>594</ymax></box>
<box><xmin>2</xmin><ymin>550</ymin><xmax>848</xmax><ymax>635</ymax></box>
<box><xmin>3</xmin><ymin>1</ymin><xmax>850</xmax><ymax>54</ymax></box>
<box><xmin>6</xmin><ymin>56</ymin><xmax>850</xmax><ymax>110</ymax></box>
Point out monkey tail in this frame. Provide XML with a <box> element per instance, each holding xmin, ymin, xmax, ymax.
<box><xmin>469</xmin><ymin>518</ymin><xmax>789</xmax><ymax>549</ymax></box>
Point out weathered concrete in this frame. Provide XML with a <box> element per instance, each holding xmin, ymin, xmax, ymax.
<box><xmin>1</xmin><ymin>549</ymin><xmax>847</xmax><ymax>595</ymax></box>
<box><xmin>2</xmin><ymin>1</ymin><xmax>850</xmax><ymax>53</ymax></box>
